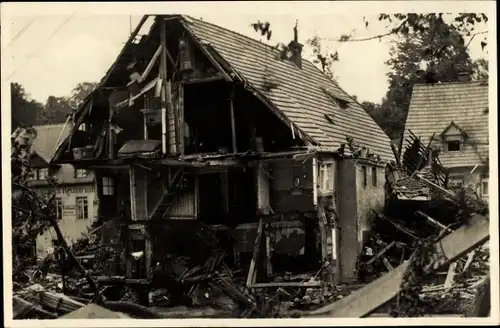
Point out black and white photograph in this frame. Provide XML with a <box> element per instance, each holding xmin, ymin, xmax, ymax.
<box><xmin>2</xmin><ymin>1</ymin><xmax>497</xmax><ymax>326</ymax></box>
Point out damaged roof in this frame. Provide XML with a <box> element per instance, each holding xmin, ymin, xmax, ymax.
<box><xmin>33</xmin><ymin>123</ymin><xmax>71</xmax><ymax>163</ymax></box>
<box><xmin>181</xmin><ymin>16</ymin><xmax>393</xmax><ymax>161</ymax></box>
<box><xmin>403</xmin><ymin>81</ymin><xmax>489</xmax><ymax>168</ymax></box>
<box><xmin>59</xmin><ymin>15</ymin><xmax>393</xmax><ymax>162</ymax></box>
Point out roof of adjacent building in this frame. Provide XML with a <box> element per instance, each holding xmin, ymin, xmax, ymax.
<box><xmin>33</xmin><ymin>123</ymin><xmax>71</xmax><ymax>163</ymax></box>
<box><xmin>402</xmin><ymin>81</ymin><xmax>489</xmax><ymax>168</ymax></box>
<box><xmin>182</xmin><ymin>16</ymin><xmax>393</xmax><ymax>161</ymax></box>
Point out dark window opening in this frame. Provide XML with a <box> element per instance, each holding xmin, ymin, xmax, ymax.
<box><xmin>372</xmin><ymin>167</ymin><xmax>377</xmax><ymax>187</ymax></box>
<box><xmin>447</xmin><ymin>140</ymin><xmax>461</xmax><ymax>151</ymax></box>
<box><xmin>362</xmin><ymin>166</ymin><xmax>367</xmax><ymax>188</ymax></box>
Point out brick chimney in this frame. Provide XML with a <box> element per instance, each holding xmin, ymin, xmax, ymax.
<box><xmin>458</xmin><ymin>71</ymin><xmax>471</xmax><ymax>82</ymax></box>
<box><xmin>287</xmin><ymin>20</ymin><xmax>303</xmax><ymax>68</ymax></box>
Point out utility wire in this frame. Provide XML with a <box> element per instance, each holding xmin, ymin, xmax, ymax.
<box><xmin>5</xmin><ymin>13</ymin><xmax>75</xmax><ymax>82</ymax></box>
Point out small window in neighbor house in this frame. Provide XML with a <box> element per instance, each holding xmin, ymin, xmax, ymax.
<box><xmin>38</xmin><ymin>168</ymin><xmax>49</xmax><ymax>180</ymax></box>
<box><xmin>372</xmin><ymin>167</ymin><xmax>377</xmax><ymax>187</ymax></box>
<box><xmin>362</xmin><ymin>166</ymin><xmax>367</xmax><ymax>188</ymax></box>
<box><xmin>482</xmin><ymin>178</ymin><xmax>489</xmax><ymax>196</ymax></box>
<box><xmin>76</xmin><ymin>197</ymin><xmax>89</xmax><ymax>219</ymax></box>
<box><xmin>75</xmin><ymin>169</ymin><xmax>88</xmax><ymax>178</ymax></box>
<box><xmin>102</xmin><ymin>177</ymin><xmax>115</xmax><ymax>196</ymax></box>
<box><xmin>27</xmin><ymin>170</ymin><xmax>36</xmax><ymax>180</ymax></box>
<box><xmin>447</xmin><ymin>140</ymin><xmax>461</xmax><ymax>151</ymax></box>
<box><xmin>319</xmin><ymin>163</ymin><xmax>334</xmax><ymax>193</ymax></box>
<box><xmin>55</xmin><ymin>197</ymin><xmax>63</xmax><ymax>220</ymax></box>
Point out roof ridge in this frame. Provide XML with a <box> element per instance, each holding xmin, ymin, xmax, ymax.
<box><xmin>184</xmin><ymin>15</ymin><xmax>291</xmax><ymax>53</ymax></box>
<box><xmin>413</xmin><ymin>80</ymin><xmax>489</xmax><ymax>87</ymax></box>
<box><xmin>184</xmin><ymin>15</ymin><xmax>351</xmax><ymax>96</ymax></box>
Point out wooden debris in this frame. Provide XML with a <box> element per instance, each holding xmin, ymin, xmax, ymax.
<box><xmin>308</xmin><ymin>214</ymin><xmax>489</xmax><ymax>317</ymax></box>
<box><xmin>443</xmin><ymin>262</ymin><xmax>458</xmax><ymax>292</ymax></box>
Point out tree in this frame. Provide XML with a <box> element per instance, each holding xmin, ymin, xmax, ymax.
<box><xmin>38</xmin><ymin>81</ymin><xmax>97</xmax><ymax>125</ymax></box>
<box><xmin>11</xmin><ymin>83</ymin><xmax>44</xmax><ymax>130</ymax></box>
<box><xmin>471</xmin><ymin>58</ymin><xmax>489</xmax><ymax>80</ymax></box>
<box><xmin>366</xmin><ymin>17</ymin><xmax>482</xmax><ymax>142</ymax></box>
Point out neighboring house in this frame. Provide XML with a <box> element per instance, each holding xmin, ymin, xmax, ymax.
<box><xmin>27</xmin><ymin>124</ymin><xmax>98</xmax><ymax>257</ymax></box>
<box><xmin>52</xmin><ymin>15</ymin><xmax>393</xmax><ymax>283</ymax></box>
<box><xmin>402</xmin><ymin>78</ymin><xmax>489</xmax><ymax>202</ymax></box>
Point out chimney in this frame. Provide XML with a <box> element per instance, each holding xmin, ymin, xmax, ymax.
<box><xmin>458</xmin><ymin>71</ymin><xmax>471</xmax><ymax>82</ymax></box>
<box><xmin>288</xmin><ymin>20</ymin><xmax>303</xmax><ymax>68</ymax></box>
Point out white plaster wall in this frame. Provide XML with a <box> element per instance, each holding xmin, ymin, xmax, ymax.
<box><xmin>36</xmin><ymin>184</ymin><xmax>98</xmax><ymax>257</ymax></box>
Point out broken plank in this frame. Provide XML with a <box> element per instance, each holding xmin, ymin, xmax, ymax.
<box><xmin>140</xmin><ymin>45</ymin><xmax>162</xmax><ymax>82</ymax></box>
<box><xmin>246</xmin><ymin>218</ymin><xmax>264</xmax><ymax>287</ymax></box>
<box><xmin>365</xmin><ymin>241</ymin><xmax>396</xmax><ymax>265</ymax></box>
<box><xmin>444</xmin><ymin>262</ymin><xmax>458</xmax><ymax>291</ymax></box>
<box><xmin>248</xmin><ymin>281</ymin><xmax>321</xmax><ymax>288</ymax></box>
<box><xmin>382</xmin><ymin>257</ymin><xmax>393</xmax><ymax>271</ymax></box>
<box><xmin>415</xmin><ymin>211</ymin><xmax>453</xmax><ymax>232</ymax></box>
<box><xmin>308</xmin><ymin>214</ymin><xmax>489</xmax><ymax>318</ymax></box>
<box><xmin>462</xmin><ymin>251</ymin><xmax>476</xmax><ymax>272</ymax></box>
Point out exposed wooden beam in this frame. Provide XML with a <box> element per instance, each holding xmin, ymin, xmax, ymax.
<box><xmin>141</xmin><ymin>45</ymin><xmax>162</xmax><ymax>82</ymax></box>
<box><xmin>308</xmin><ymin>214</ymin><xmax>489</xmax><ymax>317</ymax></box>
<box><xmin>229</xmin><ymin>85</ymin><xmax>237</xmax><ymax>154</ymax></box>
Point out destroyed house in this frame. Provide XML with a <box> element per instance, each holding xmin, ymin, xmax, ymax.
<box><xmin>52</xmin><ymin>15</ymin><xmax>393</xmax><ymax>285</ymax></box>
<box><xmin>403</xmin><ymin>79</ymin><xmax>489</xmax><ymax>201</ymax></box>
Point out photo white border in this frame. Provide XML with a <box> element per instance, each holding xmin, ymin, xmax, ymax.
<box><xmin>2</xmin><ymin>1</ymin><xmax>498</xmax><ymax>327</ymax></box>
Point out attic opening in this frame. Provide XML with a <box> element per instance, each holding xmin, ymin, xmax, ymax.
<box><xmin>320</xmin><ymin>86</ymin><xmax>350</xmax><ymax>110</ymax></box>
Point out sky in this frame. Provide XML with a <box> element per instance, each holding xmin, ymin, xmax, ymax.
<box><xmin>1</xmin><ymin>2</ymin><xmax>492</xmax><ymax>105</ymax></box>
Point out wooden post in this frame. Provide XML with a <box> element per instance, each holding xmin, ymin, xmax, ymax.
<box><xmin>246</xmin><ymin>218</ymin><xmax>264</xmax><ymax>287</ymax></box>
<box><xmin>229</xmin><ymin>85</ymin><xmax>237</xmax><ymax>154</ymax></box>
<box><xmin>312</xmin><ymin>157</ymin><xmax>318</xmax><ymax>206</ymax></box>
<box><xmin>160</xmin><ymin>17</ymin><xmax>167</xmax><ymax>155</ymax></box>
<box><xmin>108</xmin><ymin>101</ymin><xmax>115</xmax><ymax>159</ymax></box>
<box><xmin>178</xmin><ymin>83</ymin><xmax>185</xmax><ymax>155</ymax></box>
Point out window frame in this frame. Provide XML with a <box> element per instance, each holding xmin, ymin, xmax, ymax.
<box><xmin>55</xmin><ymin>197</ymin><xmax>63</xmax><ymax>220</ymax></box>
<box><xmin>76</xmin><ymin>196</ymin><xmax>89</xmax><ymax>220</ymax></box>
<box><xmin>318</xmin><ymin>163</ymin><xmax>334</xmax><ymax>193</ymax></box>
<box><xmin>447</xmin><ymin>140</ymin><xmax>461</xmax><ymax>152</ymax></box>
<box><xmin>481</xmin><ymin>177</ymin><xmax>489</xmax><ymax>196</ymax></box>
<box><xmin>75</xmin><ymin>168</ymin><xmax>88</xmax><ymax>179</ymax></box>
<box><xmin>38</xmin><ymin>168</ymin><xmax>49</xmax><ymax>180</ymax></box>
<box><xmin>102</xmin><ymin>176</ymin><xmax>115</xmax><ymax>196</ymax></box>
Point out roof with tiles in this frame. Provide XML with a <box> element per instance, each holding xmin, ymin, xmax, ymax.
<box><xmin>402</xmin><ymin>81</ymin><xmax>489</xmax><ymax>168</ymax></box>
<box><xmin>180</xmin><ymin>16</ymin><xmax>393</xmax><ymax>161</ymax></box>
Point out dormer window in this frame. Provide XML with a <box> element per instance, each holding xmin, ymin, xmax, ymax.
<box><xmin>441</xmin><ymin>121</ymin><xmax>467</xmax><ymax>153</ymax></box>
<box><xmin>447</xmin><ymin>140</ymin><xmax>461</xmax><ymax>152</ymax></box>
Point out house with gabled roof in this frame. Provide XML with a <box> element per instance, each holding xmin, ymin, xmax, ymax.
<box><xmin>402</xmin><ymin>78</ymin><xmax>489</xmax><ymax>201</ymax></box>
<box><xmin>26</xmin><ymin>124</ymin><xmax>98</xmax><ymax>257</ymax></box>
<box><xmin>51</xmin><ymin>15</ymin><xmax>393</xmax><ymax>285</ymax></box>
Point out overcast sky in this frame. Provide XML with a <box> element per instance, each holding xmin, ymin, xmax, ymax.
<box><xmin>1</xmin><ymin>2</ymin><xmax>493</xmax><ymax>104</ymax></box>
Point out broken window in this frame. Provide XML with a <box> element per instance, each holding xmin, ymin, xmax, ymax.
<box><xmin>75</xmin><ymin>169</ymin><xmax>88</xmax><ymax>178</ymax></box>
<box><xmin>448</xmin><ymin>174</ymin><xmax>464</xmax><ymax>188</ymax></box>
<box><xmin>372</xmin><ymin>166</ymin><xmax>377</xmax><ymax>187</ymax></box>
<box><xmin>78</xmin><ymin>123</ymin><xmax>87</xmax><ymax>132</ymax></box>
<box><xmin>362</xmin><ymin>166</ymin><xmax>367</xmax><ymax>188</ymax></box>
<box><xmin>447</xmin><ymin>140</ymin><xmax>461</xmax><ymax>152</ymax></box>
<box><xmin>76</xmin><ymin>197</ymin><xmax>89</xmax><ymax>219</ymax></box>
<box><xmin>102</xmin><ymin>177</ymin><xmax>115</xmax><ymax>196</ymax></box>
